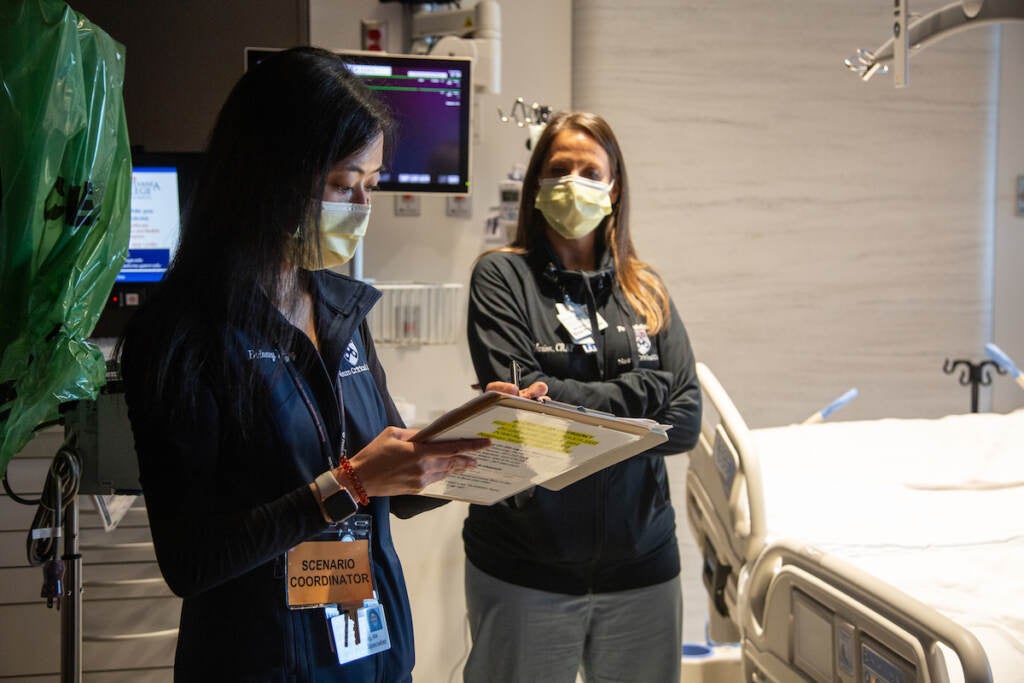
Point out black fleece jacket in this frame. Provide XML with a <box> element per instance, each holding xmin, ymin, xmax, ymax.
<box><xmin>464</xmin><ymin>243</ymin><xmax>701</xmax><ymax>594</ymax></box>
<box><xmin>121</xmin><ymin>271</ymin><xmax>439</xmax><ymax>682</ymax></box>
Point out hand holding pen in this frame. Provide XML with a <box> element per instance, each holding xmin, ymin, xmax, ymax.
<box><xmin>470</xmin><ymin>358</ymin><xmax>549</xmax><ymax>400</ymax></box>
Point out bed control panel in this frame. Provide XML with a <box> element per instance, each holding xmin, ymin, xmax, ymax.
<box><xmin>792</xmin><ymin>591</ymin><xmax>834</xmax><ymax>682</ymax></box>
<box><xmin>861</xmin><ymin>637</ymin><xmax>915</xmax><ymax>683</ymax></box>
<box><xmin>789</xmin><ymin>590</ymin><xmax>918</xmax><ymax>683</ymax></box>
<box><xmin>712</xmin><ymin>427</ymin><xmax>738</xmax><ymax>495</ymax></box>
<box><xmin>836</xmin><ymin>620</ymin><xmax>856</xmax><ymax>679</ymax></box>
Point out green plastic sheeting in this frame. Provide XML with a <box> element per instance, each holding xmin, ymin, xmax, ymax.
<box><xmin>0</xmin><ymin>0</ymin><xmax>131</xmax><ymax>476</ymax></box>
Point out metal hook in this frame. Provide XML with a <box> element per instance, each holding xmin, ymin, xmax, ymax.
<box><xmin>497</xmin><ymin>97</ymin><xmax>552</xmax><ymax>127</ymax></box>
<box><xmin>942</xmin><ymin>357</ymin><xmax>1007</xmax><ymax>412</ymax></box>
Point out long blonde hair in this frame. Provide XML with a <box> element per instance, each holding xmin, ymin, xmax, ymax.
<box><xmin>507</xmin><ymin>111</ymin><xmax>670</xmax><ymax>334</ymax></box>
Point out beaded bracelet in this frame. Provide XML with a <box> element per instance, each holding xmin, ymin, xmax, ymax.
<box><xmin>339</xmin><ymin>457</ymin><xmax>370</xmax><ymax>506</ymax></box>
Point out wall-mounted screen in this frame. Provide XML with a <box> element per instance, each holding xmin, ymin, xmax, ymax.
<box><xmin>245</xmin><ymin>47</ymin><xmax>472</xmax><ymax>195</ymax></box>
<box><xmin>120</xmin><ymin>165</ymin><xmax>181</xmax><ymax>282</ymax></box>
<box><xmin>92</xmin><ymin>151</ymin><xmax>202</xmax><ymax>338</ymax></box>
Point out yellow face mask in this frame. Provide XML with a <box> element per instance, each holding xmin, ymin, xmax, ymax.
<box><xmin>296</xmin><ymin>201</ymin><xmax>370</xmax><ymax>270</ymax></box>
<box><xmin>534</xmin><ymin>174</ymin><xmax>614</xmax><ymax>240</ymax></box>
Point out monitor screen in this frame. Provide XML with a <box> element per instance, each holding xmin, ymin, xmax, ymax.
<box><xmin>245</xmin><ymin>48</ymin><xmax>472</xmax><ymax>195</ymax></box>
<box><xmin>120</xmin><ymin>165</ymin><xmax>181</xmax><ymax>282</ymax></box>
<box><xmin>92</xmin><ymin>151</ymin><xmax>202</xmax><ymax>339</ymax></box>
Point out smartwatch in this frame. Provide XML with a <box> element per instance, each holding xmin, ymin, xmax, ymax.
<box><xmin>314</xmin><ymin>471</ymin><xmax>358</xmax><ymax>522</ymax></box>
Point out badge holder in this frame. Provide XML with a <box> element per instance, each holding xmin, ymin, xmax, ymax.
<box><xmin>556</xmin><ymin>296</ymin><xmax>607</xmax><ymax>354</ymax></box>
<box><xmin>324</xmin><ymin>598</ymin><xmax>392</xmax><ymax>664</ymax></box>
<box><xmin>284</xmin><ymin>514</ymin><xmax>391</xmax><ymax>664</ymax></box>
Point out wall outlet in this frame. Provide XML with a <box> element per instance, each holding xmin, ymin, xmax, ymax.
<box><xmin>394</xmin><ymin>194</ymin><xmax>421</xmax><ymax>217</ymax></box>
<box><xmin>446</xmin><ymin>195</ymin><xmax>472</xmax><ymax>218</ymax></box>
<box><xmin>361</xmin><ymin>19</ymin><xmax>387</xmax><ymax>52</ymax></box>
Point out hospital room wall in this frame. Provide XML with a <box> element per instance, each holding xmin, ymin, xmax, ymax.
<box><xmin>992</xmin><ymin>23</ymin><xmax>1024</xmax><ymax>414</ymax></box>
<box><xmin>574</xmin><ymin>0</ymin><xmax>1024</xmax><ymax>428</ymax></box>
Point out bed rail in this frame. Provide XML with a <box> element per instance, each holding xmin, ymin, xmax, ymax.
<box><xmin>684</xmin><ymin>362</ymin><xmax>767</xmax><ymax>637</ymax></box>
<box><xmin>741</xmin><ymin>539</ymin><xmax>992</xmax><ymax>683</ymax></box>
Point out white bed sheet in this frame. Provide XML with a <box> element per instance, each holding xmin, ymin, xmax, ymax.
<box><xmin>751</xmin><ymin>410</ymin><xmax>1024</xmax><ymax>682</ymax></box>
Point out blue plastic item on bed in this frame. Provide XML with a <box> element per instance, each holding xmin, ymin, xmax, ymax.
<box><xmin>821</xmin><ymin>388</ymin><xmax>859</xmax><ymax>419</ymax></box>
<box><xmin>985</xmin><ymin>343</ymin><xmax>1022</xmax><ymax>379</ymax></box>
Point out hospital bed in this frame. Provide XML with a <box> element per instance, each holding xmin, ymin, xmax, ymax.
<box><xmin>685</xmin><ymin>362</ymin><xmax>1024</xmax><ymax>683</ymax></box>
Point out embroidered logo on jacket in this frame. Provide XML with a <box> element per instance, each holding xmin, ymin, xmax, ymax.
<box><xmin>343</xmin><ymin>341</ymin><xmax>359</xmax><ymax>366</ymax></box>
<box><xmin>633</xmin><ymin>324</ymin><xmax>652</xmax><ymax>356</ymax></box>
<box><xmin>339</xmin><ymin>340</ymin><xmax>370</xmax><ymax>379</ymax></box>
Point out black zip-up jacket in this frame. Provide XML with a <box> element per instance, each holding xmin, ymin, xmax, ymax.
<box><xmin>122</xmin><ymin>271</ymin><xmax>439</xmax><ymax>682</ymax></box>
<box><xmin>464</xmin><ymin>243</ymin><xmax>701</xmax><ymax>594</ymax></box>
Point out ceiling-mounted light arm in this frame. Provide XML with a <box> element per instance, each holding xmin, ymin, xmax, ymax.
<box><xmin>408</xmin><ymin>0</ymin><xmax>502</xmax><ymax>94</ymax></box>
<box><xmin>845</xmin><ymin>0</ymin><xmax>1024</xmax><ymax>85</ymax></box>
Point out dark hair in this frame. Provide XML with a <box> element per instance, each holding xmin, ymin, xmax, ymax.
<box><xmin>509</xmin><ymin>111</ymin><xmax>670</xmax><ymax>333</ymax></box>
<box><xmin>120</xmin><ymin>47</ymin><xmax>393</xmax><ymax>421</ymax></box>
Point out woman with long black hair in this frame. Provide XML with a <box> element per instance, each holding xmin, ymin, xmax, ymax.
<box><xmin>119</xmin><ymin>47</ymin><xmax>490</xmax><ymax>682</ymax></box>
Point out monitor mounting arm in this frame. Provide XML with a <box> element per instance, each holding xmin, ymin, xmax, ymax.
<box><xmin>408</xmin><ymin>0</ymin><xmax>501</xmax><ymax>94</ymax></box>
<box><xmin>845</xmin><ymin>0</ymin><xmax>1024</xmax><ymax>86</ymax></box>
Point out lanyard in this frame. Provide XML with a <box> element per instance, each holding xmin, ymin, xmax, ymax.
<box><xmin>285</xmin><ymin>346</ymin><xmax>347</xmax><ymax>470</ymax></box>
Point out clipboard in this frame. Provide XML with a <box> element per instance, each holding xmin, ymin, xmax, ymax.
<box><xmin>411</xmin><ymin>392</ymin><xmax>669</xmax><ymax>505</ymax></box>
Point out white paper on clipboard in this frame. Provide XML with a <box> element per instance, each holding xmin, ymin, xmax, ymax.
<box><xmin>412</xmin><ymin>392</ymin><xmax>669</xmax><ymax>505</ymax></box>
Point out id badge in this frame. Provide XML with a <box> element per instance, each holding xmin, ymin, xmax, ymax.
<box><xmin>556</xmin><ymin>299</ymin><xmax>607</xmax><ymax>354</ymax></box>
<box><xmin>325</xmin><ymin>597</ymin><xmax>393</xmax><ymax>665</ymax></box>
<box><xmin>285</xmin><ymin>514</ymin><xmax>375</xmax><ymax>609</ymax></box>
<box><xmin>555</xmin><ymin>301</ymin><xmax>591</xmax><ymax>342</ymax></box>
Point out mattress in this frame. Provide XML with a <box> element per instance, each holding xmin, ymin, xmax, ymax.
<box><xmin>751</xmin><ymin>410</ymin><xmax>1024</xmax><ymax>682</ymax></box>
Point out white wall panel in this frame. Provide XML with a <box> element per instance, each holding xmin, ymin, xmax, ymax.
<box><xmin>992</xmin><ymin>23</ymin><xmax>1024</xmax><ymax>412</ymax></box>
<box><xmin>573</xmin><ymin>0</ymin><xmax>1012</xmax><ymax>426</ymax></box>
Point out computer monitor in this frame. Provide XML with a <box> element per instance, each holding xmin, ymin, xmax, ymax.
<box><xmin>245</xmin><ymin>47</ymin><xmax>472</xmax><ymax>196</ymax></box>
<box><xmin>91</xmin><ymin>150</ymin><xmax>202</xmax><ymax>338</ymax></box>
<box><xmin>120</xmin><ymin>165</ymin><xmax>181</xmax><ymax>282</ymax></box>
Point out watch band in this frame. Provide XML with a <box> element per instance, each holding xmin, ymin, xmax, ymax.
<box><xmin>315</xmin><ymin>470</ymin><xmax>343</xmax><ymax>500</ymax></box>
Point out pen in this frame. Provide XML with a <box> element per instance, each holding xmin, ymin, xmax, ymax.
<box><xmin>468</xmin><ymin>361</ymin><xmax>527</xmax><ymax>392</ymax></box>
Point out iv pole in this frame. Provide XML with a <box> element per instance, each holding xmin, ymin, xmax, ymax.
<box><xmin>61</xmin><ymin>494</ymin><xmax>82</xmax><ymax>683</ymax></box>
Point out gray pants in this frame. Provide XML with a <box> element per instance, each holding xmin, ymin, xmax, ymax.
<box><xmin>463</xmin><ymin>561</ymin><xmax>683</xmax><ymax>683</ymax></box>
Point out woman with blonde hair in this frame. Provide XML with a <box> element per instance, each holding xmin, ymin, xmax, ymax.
<box><xmin>462</xmin><ymin>111</ymin><xmax>702</xmax><ymax>682</ymax></box>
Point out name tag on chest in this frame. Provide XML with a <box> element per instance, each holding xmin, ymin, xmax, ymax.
<box><xmin>286</xmin><ymin>537</ymin><xmax>374</xmax><ymax>608</ymax></box>
<box><xmin>555</xmin><ymin>299</ymin><xmax>607</xmax><ymax>351</ymax></box>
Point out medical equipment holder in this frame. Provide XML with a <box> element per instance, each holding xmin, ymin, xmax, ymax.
<box><xmin>365</xmin><ymin>282</ymin><xmax>463</xmax><ymax>346</ymax></box>
<box><xmin>942</xmin><ymin>357</ymin><xmax>1006</xmax><ymax>413</ymax></box>
<box><xmin>497</xmin><ymin>97</ymin><xmax>551</xmax><ymax>128</ymax></box>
